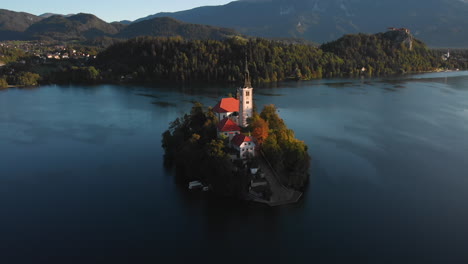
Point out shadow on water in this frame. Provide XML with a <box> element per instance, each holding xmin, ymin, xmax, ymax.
<box><xmin>182</xmin><ymin>99</ymin><xmax>198</xmax><ymax>104</ymax></box>
<box><xmin>256</xmin><ymin>92</ymin><xmax>285</xmax><ymax>97</ymax></box>
<box><xmin>135</xmin><ymin>93</ymin><xmax>164</xmax><ymax>99</ymax></box>
<box><xmin>383</xmin><ymin>87</ymin><xmax>399</xmax><ymax>92</ymax></box>
<box><xmin>151</xmin><ymin>101</ymin><xmax>177</xmax><ymax>107</ymax></box>
<box><xmin>323</xmin><ymin>81</ymin><xmax>355</xmax><ymax>88</ymax></box>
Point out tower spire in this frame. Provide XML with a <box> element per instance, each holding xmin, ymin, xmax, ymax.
<box><xmin>244</xmin><ymin>57</ymin><xmax>251</xmax><ymax>88</ymax></box>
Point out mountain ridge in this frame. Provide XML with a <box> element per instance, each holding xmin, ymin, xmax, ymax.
<box><xmin>117</xmin><ymin>17</ymin><xmax>238</xmax><ymax>40</ymax></box>
<box><xmin>3</xmin><ymin>1</ymin><xmax>468</xmax><ymax>47</ymax></box>
<box><xmin>0</xmin><ymin>10</ymin><xmax>241</xmax><ymax>43</ymax></box>
<box><xmin>136</xmin><ymin>0</ymin><xmax>468</xmax><ymax>47</ymax></box>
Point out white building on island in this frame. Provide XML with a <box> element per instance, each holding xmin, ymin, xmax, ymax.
<box><xmin>212</xmin><ymin>97</ymin><xmax>239</xmax><ymax>122</ymax></box>
<box><xmin>213</xmin><ymin>62</ymin><xmax>253</xmax><ymax>128</ymax></box>
<box><xmin>212</xmin><ymin>61</ymin><xmax>257</xmax><ymax>159</ymax></box>
<box><xmin>237</xmin><ymin>63</ymin><xmax>254</xmax><ymax>128</ymax></box>
<box><xmin>231</xmin><ymin>134</ymin><xmax>256</xmax><ymax>159</ymax></box>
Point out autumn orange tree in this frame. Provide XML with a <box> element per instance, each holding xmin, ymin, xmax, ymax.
<box><xmin>250</xmin><ymin>113</ymin><xmax>269</xmax><ymax>145</ymax></box>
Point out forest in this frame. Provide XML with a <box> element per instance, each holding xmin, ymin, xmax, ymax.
<box><xmin>2</xmin><ymin>31</ymin><xmax>468</xmax><ymax>87</ymax></box>
<box><xmin>93</xmin><ymin>31</ymin><xmax>461</xmax><ymax>84</ymax></box>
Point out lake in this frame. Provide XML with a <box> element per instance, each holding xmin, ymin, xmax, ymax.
<box><xmin>1</xmin><ymin>72</ymin><xmax>468</xmax><ymax>263</ymax></box>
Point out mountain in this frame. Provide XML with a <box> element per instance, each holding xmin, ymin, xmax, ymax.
<box><xmin>136</xmin><ymin>0</ymin><xmax>468</xmax><ymax>47</ymax></box>
<box><xmin>25</xmin><ymin>13</ymin><xmax>120</xmax><ymax>41</ymax></box>
<box><xmin>39</xmin><ymin>13</ymin><xmax>59</xmax><ymax>18</ymax></box>
<box><xmin>39</xmin><ymin>13</ymin><xmax>74</xmax><ymax>18</ymax></box>
<box><xmin>116</xmin><ymin>20</ymin><xmax>132</xmax><ymax>25</ymax></box>
<box><xmin>0</xmin><ymin>9</ymin><xmax>43</xmax><ymax>40</ymax></box>
<box><xmin>0</xmin><ymin>9</ymin><xmax>42</xmax><ymax>31</ymax></box>
<box><xmin>117</xmin><ymin>17</ymin><xmax>238</xmax><ymax>40</ymax></box>
<box><xmin>0</xmin><ymin>9</ymin><xmax>240</xmax><ymax>43</ymax></box>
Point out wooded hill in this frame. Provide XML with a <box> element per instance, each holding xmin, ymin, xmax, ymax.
<box><xmin>93</xmin><ymin>30</ymin><xmax>453</xmax><ymax>84</ymax></box>
<box><xmin>3</xmin><ymin>30</ymin><xmax>466</xmax><ymax>87</ymax></box>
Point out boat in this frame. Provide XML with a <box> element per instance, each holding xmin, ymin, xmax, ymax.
<box><xmin>188</xmin><ymin>181</ymin><xmax>203</xmax><ymax>190</ymax></box>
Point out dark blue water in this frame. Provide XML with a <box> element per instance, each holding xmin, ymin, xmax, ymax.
<box><xmin>1</xmin><ymin>72</ymin><xmax>468</xmax><ymax>263</ymax></box>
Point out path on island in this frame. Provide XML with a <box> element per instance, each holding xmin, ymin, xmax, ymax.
<box><xmin>251</xmin><ymin>152</ymin><xmax>302</xmax><ymax>206</ymax></box>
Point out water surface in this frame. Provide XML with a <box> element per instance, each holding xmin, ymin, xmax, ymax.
<box><xmin>1</xmin><ymin>72</ymin><xmax>468</xmax><ymax>263</ymax></box>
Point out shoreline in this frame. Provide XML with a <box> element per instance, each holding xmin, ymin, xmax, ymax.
<box><xmin>242</xmin><ymin>153</ymin><xmax>304</xmax><ymax>207</ymax></box>
<box><xmin>3</xmin><ymin>69</ymin><xmax>466</xmax><ymax>91</ymax></box>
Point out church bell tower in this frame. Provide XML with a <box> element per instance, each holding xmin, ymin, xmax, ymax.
<box><xmin>237</xmin><ymin>61</ymin><xmax>253</xmax><ymax>128</ymax></box>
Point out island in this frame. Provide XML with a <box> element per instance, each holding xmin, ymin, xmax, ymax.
<box><xmin>162</xmin><ymin>62</ymin><xmax>310</xmax><ymax>205</ymax></box>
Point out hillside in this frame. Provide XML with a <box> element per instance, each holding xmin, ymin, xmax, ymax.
<box><xmin>137</xmin><ymin>0</ymin><xmax>468</xmax><ymax>47</ymax></box>
<box><xmin>25</xmin><ymin>13</ymin><xmax>120</xmax><ymax>41</ymax></box>
<box><xmin>0</xmin><ymin>9</ymin><xmax>42</xmax><ymax>32</ymax></box>
<box><xmin>321</xmin><ymin>31</ymin><xmax>439</xmax><ymax>75</ymax></box>
<box><xmin>117</xmin><ymin>17</ymin><xmax>238</xmax><ymax>40</ymax></box>
<box><xmin>0</xmin><ymin>9</ymin><xmax>240</xmax><ymax>43</ymax></box>
<box><xmin>91</xmin><ymin>31</ymin><xmax>443</xmax><ymax>84</ymax></box>
<box><xmin>0</xmin><ymin>9</ymin><xmax>43</xmax><ymax>40</ymax></box>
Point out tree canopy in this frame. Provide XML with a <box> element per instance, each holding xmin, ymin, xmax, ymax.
<box><xmin>0</xmin><ymin>77</ymin><xmax>8</xmax><ymax>88</ymax></box>
<box><xmin>161</xmin><ymin>102</ymin><xmax>249</xmax><ymax>197</ymax></box>
<box><xmin>250</xmin><ymin>104</ymin><xmax>311</xmax><ymax>190</ymax></box>
<box><xmin>94</xmin><ymin>32</ymin><xmax>449</xmax><ymax>84</ymax></box>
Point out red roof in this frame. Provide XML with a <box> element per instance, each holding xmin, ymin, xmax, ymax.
<box><xmin>213</xmin><ymin>98</ymin><xmax>239</xmax><ymax>113</ymax></box>
<box><xmin>231</xmin><ymin>134</ymin><xmax>254</xmax><ymax>147</ymax></box>
<box><xmin>217</xmin><ymin>118</ymin><xmax>241</xmax><ymax>132</ymax></box>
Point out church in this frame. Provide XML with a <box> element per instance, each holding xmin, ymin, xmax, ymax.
<box><xmin>213</xmin><ymin>63</ymin><xmax>256</xmax><ymax>159</ymax></box>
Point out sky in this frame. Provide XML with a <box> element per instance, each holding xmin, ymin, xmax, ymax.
<box><xmin>2</xmin><ymin>0</ymin><xmax>235</xmax><ymax>22</ymax></box>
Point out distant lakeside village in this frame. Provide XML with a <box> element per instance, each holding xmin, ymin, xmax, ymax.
<box><xmin>162</xmin><ymin>63</ymin><xmax>310</xmax><ymax>206</ymax></box>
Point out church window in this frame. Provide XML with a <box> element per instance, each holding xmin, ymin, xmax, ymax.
<box><xmin>246</xmin><ymin>91</ymin><xmax>250</xmax><ymax>96</ymax></box>
<box><xmin>246</xmin><ymin>101</ymin><xmax>249</xmax><ymax>104</ymax></box>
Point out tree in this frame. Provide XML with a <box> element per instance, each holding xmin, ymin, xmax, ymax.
<box><xmin>86</xmin><ymin>66</ymin><xmax>100</xmax><ymax>80</ymax></box>
<box><xmin>206</xmin><ymin>139</ymin><xmax>228</xmax><ymax>159</ymax></box>
<box><xmin>0</xmin><ymin>78</ymin><xmax>8</xmax><ymax>88</ymax></box>
<box><xmin>17</xmin><ymin>72</ymin><xmax>40</xmax><ymax>86</ymax></box>
<box><xmin>260</xmin><ymin>104</ymin><xmax>285</xmax><ymax>131</ymax></box>
<box><xmin>258</xmin><ymin>104</ymin><xmax>311</xmax><ymax>190</ymax></box>
<box><xmin>250</xmin><ymin>114</ymin><xmax>269</xmax><ymax>145</ymax></box>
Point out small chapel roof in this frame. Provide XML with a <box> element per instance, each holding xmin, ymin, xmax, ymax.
<box><xmin>217</xmin><ymin>118</ymin><xmax>241</xmax><ymax>132</ymax></box>
<box><xmin>231</xmin><ymin>134</ymin><xmax>254</xmax><ymax>147</ymax></box>
<box><xmin>213</xmin><ymin>97</ymin><xmax>239</xmax><ymax>113</ymax></box>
